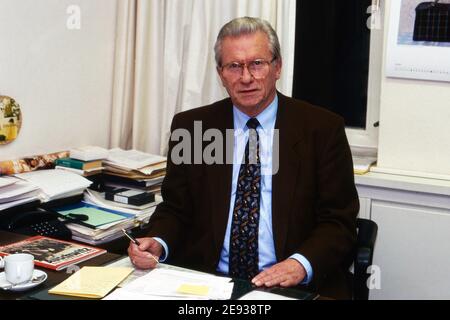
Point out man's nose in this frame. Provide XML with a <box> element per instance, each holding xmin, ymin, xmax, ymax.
<box><xmin>240</xmin><ymin>65</ymin><xmax>254</xmax><ymax>83</ymax></box>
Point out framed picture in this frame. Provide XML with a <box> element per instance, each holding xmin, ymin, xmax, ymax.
<box><xmin>385</xmin><ymin>0</ymin><xmax>450</xmax><ymax>82</ymax></box>
<box><xmin>0</xmin><ymin>96</ymin><xmax>22</xmax><ymax>145</ymax></box>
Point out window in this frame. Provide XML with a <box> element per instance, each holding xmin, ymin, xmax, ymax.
<box><xmin>292</xmin><ymin>0</ymin><xmax>383</xmax><ymax>152</ymax></box>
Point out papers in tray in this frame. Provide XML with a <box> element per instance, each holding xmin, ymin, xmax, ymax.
<box><xmin>0</xmin><ymin>196</ymin><xmax>40</xmax><ymax>211</ymax></box>
<box><xmin>0</xmin><ymin>176</ymin><xmax>41</xmax><ymax>211</ymax></box>
<box><xmin>14</xmin><ymin>169</ymin><xmax>92</xmax><ymax>202</ymax></box>
<box><xmin>0</xmin><ymin>177</ymin><xmax>40</xmax><ymax>204</ymax></box>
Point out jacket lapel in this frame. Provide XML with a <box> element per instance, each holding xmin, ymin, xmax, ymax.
<box><xmin>272</xmin><ymin>94</ymin><xmax>304</xmax><ymax>260</ymax></box>
<box><xmin>205</xmin><ymin>101</ymin><xmax>235</xmax><ymax>257</ymax></box>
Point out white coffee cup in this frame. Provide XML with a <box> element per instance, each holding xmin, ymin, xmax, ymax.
<box><xmin>0</xmin><ymin>253</ymin><xmax>35</xmax><ymax>285</ymax></box>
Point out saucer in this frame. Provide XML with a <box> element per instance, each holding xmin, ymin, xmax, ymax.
<box><xmin>0</xmin><ymin>269</ymin><xmax>47</xmax><ymax>292</ymax></box>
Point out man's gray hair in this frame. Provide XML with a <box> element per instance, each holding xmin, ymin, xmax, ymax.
<box><xmin>214</xmin><ymin>17</ymin><xmax>281</xmax><ymax>67</ymax></box>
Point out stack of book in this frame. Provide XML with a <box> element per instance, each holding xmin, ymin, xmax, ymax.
<box><xmin>55</xmin><ymin>157</ymin><xmax>104</xmax><ymax>177</ymax></box>
<box><xmin>103</xmin><ymin>148</ymin><xmax>166</xmax><ymax>195</ymax></box>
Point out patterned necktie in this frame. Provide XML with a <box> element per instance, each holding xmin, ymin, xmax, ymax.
<box><xmin>229</xmin><ymin>118</ymin><xmax>261</xmax><ymax>280</ymax></box>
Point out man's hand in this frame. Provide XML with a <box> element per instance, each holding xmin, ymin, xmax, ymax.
<box><xmin>251</xmin><ymin>258</ymin><xmax>307</xmax><ymax>288</ymax></box>
<box><xmin>127</xmin><ymin>237</ymin><xmax>163</xmax><ymax>270</ymax></box>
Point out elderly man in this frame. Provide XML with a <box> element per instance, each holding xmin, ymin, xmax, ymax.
<box><xmin>128</xmin><ymin>17</ymin><xmax>359</xmax><ymax>299</ymax></box>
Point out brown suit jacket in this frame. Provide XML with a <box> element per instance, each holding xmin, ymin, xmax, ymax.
<box><xmin>147</xmin><ymin>93</ymin><xmax>359</xmax><ymax>299</ymax></box>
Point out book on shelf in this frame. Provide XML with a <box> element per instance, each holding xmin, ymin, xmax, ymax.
<box><xmin>55</xmin><ymin>158</ymin><xmax>102</xmax><ymax>171</ymax></box>
<box><xmin>0</xmin><ymin>235</ymin><xmax>106</xmax><ymax>271</ymax></box>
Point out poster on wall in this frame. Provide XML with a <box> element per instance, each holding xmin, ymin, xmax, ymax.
<box><xmin>385</xmin><ymin>0</ymin><xmax>450</xmax><ymax>82</ymax></box>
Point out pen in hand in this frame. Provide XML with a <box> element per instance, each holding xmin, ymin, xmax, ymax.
<box><xmin>122</xmin><ymin>229</ymin><xmax>159</xmax><ymax>264</ymax></box>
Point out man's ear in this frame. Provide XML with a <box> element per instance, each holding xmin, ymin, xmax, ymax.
<box><xmin>275</xmin><ymin>58</ymin><xmax>282</xmax><ymax>80</ymax></box>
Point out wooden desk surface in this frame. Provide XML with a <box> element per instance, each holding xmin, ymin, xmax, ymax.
<box><xmin>0</xmin><ymin>231</ymin><xmax>122</xmax><ymax>300</ymax></box>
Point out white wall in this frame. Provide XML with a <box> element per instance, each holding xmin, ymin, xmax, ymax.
<box><xmin>0</xmin><ymin>0</ymin><xmax>117</xmax><ymax>161</ymax></box>
<box><xmin>377</xmin><ymin>3</ymin><xmax>450</xmax><ymax>177</ymax></box>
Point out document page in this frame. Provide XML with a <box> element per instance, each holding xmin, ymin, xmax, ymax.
<box><xmin>104</xmin><ymin>265</ymin><xmax>233</xmax><ymax>300</ymax></box>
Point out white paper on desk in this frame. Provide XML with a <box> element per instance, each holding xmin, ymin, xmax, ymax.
<box><xmin>15</xmin><ymin>169</ymin><xmax>92</xmax><ymax>201</ymax></box>
<box><xmin>105</xmin><ymin>257</ymin><xmax>209</xmax><ymax>288</ymax></box>
<box><xmin>103</xmin><ymin>287</ymin><xmax>194</xmax><ymax>300</ymax></box>
<box><xmin>122</xmin><ymin>268</ymin><xmax>234</xmax><ymax>300</ymax></box>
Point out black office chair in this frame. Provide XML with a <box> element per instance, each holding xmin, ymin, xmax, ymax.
<box><xmin>353</xmin><ymin>218</ymin><xmax>378</xmax><ymax>300</ymax></box>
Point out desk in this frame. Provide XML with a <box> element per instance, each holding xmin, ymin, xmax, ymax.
<box><xmin>0</xmin><ymin>231</ymin><xmax>122</xmax><ymax>300</ymax></box>
<box><xmin>0</xmin><ymin>231</ymin><xmax>321</xmax><ymax>301</ymax></box>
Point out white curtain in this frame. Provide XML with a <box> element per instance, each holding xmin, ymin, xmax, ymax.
<box><xmin>110</xmin><ymin>0</ymin><xmax>137</xmax><ymax>149</ymax></box>
<box><xmin>110</xmin><ymin>0</ymin><xmax>297</xmax><ymax>155</ymax></box>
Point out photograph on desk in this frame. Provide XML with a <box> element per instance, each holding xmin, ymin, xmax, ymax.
<box><xmin>0</xmin><ymin>235</ymin><xmax>106</xmax><ymax>271</ymax></box>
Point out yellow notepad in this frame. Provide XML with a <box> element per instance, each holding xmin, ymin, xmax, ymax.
<box><xmin>48</xmin><ymin>266</ymin><xmax>133</xmax><ymax>299</ymax></box>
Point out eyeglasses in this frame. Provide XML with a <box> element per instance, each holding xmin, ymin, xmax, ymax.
<box><xmin>220</xmin><ymin>58</ymin><xmax>277</xmax><ymax>80</ymax></box>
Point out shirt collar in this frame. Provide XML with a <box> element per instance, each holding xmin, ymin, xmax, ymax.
<box><xmin>233</xmin><ymin>95</ymin><xmax>278</xmax><ymax>133</ymax></box>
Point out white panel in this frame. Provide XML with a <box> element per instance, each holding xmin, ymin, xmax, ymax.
<box><xmin>358</xmin><ymin>197</ymin><xmax>371</xmax><ymax>220</ymax></box>
<box><xmin>0</xmin><ymin>0</ymin><xmax>117</xmax><ymax>160</ymax></box>
<box><xmin>370</xmin><ymin>201</ymin><xmax>450</xmax><ymax>300</ymax></box>
<box><xmin>377</xmin><ymin>2</ymin><xmax>450</xmax><ymax>176</ymax></box>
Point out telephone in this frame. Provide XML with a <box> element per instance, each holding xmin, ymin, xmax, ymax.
<box><xmin>3</xmin><ymin>209</ymin><xmax>72</xmax><ymax>240</ymax></box>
